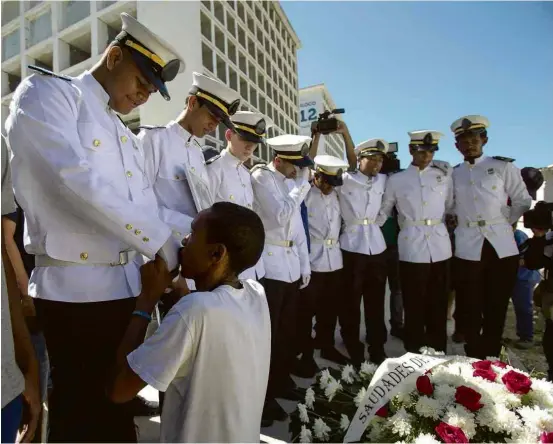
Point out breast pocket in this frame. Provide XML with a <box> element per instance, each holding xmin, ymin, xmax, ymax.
<box><xmin>77</xmin><ymin>122</ymin><xmax>121</xmax><ymax>174</ymax></box>
<box><xmin>431</xmin><ymin>183</ymin><xmax>447</xmax><ymax>197</ymax></box>
<box><xmin>158</xmin><ymin>163</ymin><xmax>188</xmax><ymax>200</ymax></box>
<box><xmin>480</xmin><ymin>174</ymin><xmax>503</xmax><ymax>196</ymax></box>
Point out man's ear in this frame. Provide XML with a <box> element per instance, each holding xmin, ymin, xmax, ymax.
<box><xmin>188</xmin><ymin>95</ymin><xmax>199</xmax><ymax>110</ymax></box>
<box><xmin>408</xmin><ymin>146</ymin><xmax>417</xmax><ymax>156</ymax></box>
<box><xmin>210</xmin><ymin>243</ymin><xmax>227</xmax><ymax>265</ymax></box>
<box><xmin>106</xmin><ymin>45</ymin><xmax>124</xmax><ymax>71</ymax></box>
<box><xmin>482</xmin><ymin>136</ymin><xmax>489</xmax><ymax>147</ymax></box>
<box><xmin>225</xmin><ymin>129</ymin><xmax>233</xmax><ymax>142</ymax></box>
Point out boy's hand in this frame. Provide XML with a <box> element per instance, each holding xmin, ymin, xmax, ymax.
<box><xmin>137</xmin><ymin>256</ymin><xmax>172</xmax><ymax>313</ymax></box>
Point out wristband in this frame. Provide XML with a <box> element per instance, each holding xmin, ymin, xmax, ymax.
<box><xmin>132</xmin><ymin>310</ymin><xmax>152</xmax><ymax>322</ymax></box>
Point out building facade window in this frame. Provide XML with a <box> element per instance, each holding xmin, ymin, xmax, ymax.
<box><xmin>28</xmin><ymin>10</ymin><xmax>52</xmax><ymax>48</ymax></box>
<box><xmin>2</xmin><ymin>28</ymin><xmax>20</xmax><ymax>60</ymax></box>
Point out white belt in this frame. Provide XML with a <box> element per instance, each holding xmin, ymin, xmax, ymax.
<box><xmin>401</xmin><ymin>218</ymin><xmax>442</xmax><ymax>228</ymax></box>
<box><xmin>464</xmin><ymin>217</ymin><xmax>508</xmax><ymax>228</ymax></box>
<box><xmin>35</xmin><ymin>250</ymin><xmax>138</xmax><ymax>267</ymax></box>
<box><xmin>310</xmin><ymin>237</ymin><xmax>339</xmax><ymax>247</ymax></box>
<box><xmin>348</xmin><ymin>218</ymin><xmax>376</xmax><ymax>226</ymax></box>
<box><xmin>266</xmin><ymin>239</ymin><xmax>294</xmax><ymax>248</ymax></box>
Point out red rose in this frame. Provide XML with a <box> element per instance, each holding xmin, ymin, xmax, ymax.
<box><xmin>491</xmin><ymin>360</ymin><xmax>507</xmax><ymax>369</ymax></box>
<box><xmin>473</xmin><ymin>368</ymin><xmax>497</xmax><ymax>382</ymax></box>
<box><xmin>435</xmin><ymin>422</ymin><xmax>469</xmax><ymax>443</ymax></box>
<box><xmin>455</xmin><ymin>386</ymin><xmax>483</xmax><ymax>412</ymax></box>
<box><xmin>417</xmin><ymin>375</ymin><xmax>434</xmax><ymax>396</ymax></box>
<box><xmin>472</xmin><ymin>360</ymin><xmax>492</xmax><ymax>371</ymax></box>
<box><xmin>501</xmin><ymin>370</ymin><xmax>532</xmax><ymax>395</ymax></box>
<box><xmin>376</xmin><ymin>405</ymin><xmax>388</xmax><ymax>417</ymax></box>
<box><xmin>540</xmin><ymin>432</ymin><xmax>553</xmax><ymax>443</ymax></box>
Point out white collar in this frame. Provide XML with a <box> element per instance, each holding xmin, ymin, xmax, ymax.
<box><xmin>78</xmin><ymin>71</ymin><xmax>110</xmax><ymax>107</ymax></box>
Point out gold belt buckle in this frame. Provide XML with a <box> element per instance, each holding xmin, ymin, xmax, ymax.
<box><xmin>285</xmin><ymin>241</ymin><xmax>294</xmax><ymax>247</ymax></box>
<box><xmin>424</xmin><ymin>219</ymin><xmax>432</xmax><ymax>226</ymax></box>
<box><xmin>325</xmin><ymin>239</ymin><xmax>333</xmax><ymax>246</ymax></box>
<box><xmin>363</xmin><ymin>218</ymin><xmax>369</xmax><ymax>225</ymax></box>
<box><xmin>477</xmin><ymin>220</ymin><xmax>486</xmax><ymax>227</ymax></box>
<box><xmin>110</xmin><ymin>251</ymin><xmax>128</xmax><ymax>267</ymax></box>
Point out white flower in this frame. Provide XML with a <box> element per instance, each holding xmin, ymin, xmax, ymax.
<box><xmin>367</xmin><ymin>417</ymin><xmax>386</xmax><ymax>442</ymax></box>
<box><xmin>341</xmin><ymin>364</ymin><xmax>356</xmax><ymax>384</ymax></box>
<box><xmin>419</xmin><ymin>346</ymin><xmax>445</xmax><ymax>356</ymax></box>
<box><xmin>299</xmin><ymin>425</ymin><xmax>312</xmax><ymax>443</ymax></box>
<box><xmin>313</xmin><ymin>418</ymin><xmax>331</xmax><ymax>441</ymax></box>
<box><xmin>305</xmin><ymin>387</ymin><xmax>315</xmax><ymax>409</ymax></box>
<box><xmin>324</xmin><ymin>377</ymin><xmax>342</xmax><ymax>401</ymax></box>
<box><xmin>518</xmin><ymin>405</ymin><xmax>553</xmax><ymax>434</ymax></box>
<box><xmin>354</xmin><ymin>387</ymin><xmax>367</xmax><ymax>407</ymax></box>
<box><xmin>528</xmin><ymin>378</ymin><xmax>553</xmax><ymax>409</ymax></box>
<box><xmin>340</xmin><ymin>414</ymin><xmax>350</xmax><ymax>431</ymax></box>
<box><xmin>433</xmin><ymin>384</ymin><xmax>456</xmax><ymax>405</ymax></box>
<box><xmin>412</xmin><ymin>432</ymin><xmax>441</xmax><ymax>444</ymax></box>
<box><xmin>297</xmin><ymin>403</ymin><xmax>309</xmax><ymax>423</ymax></box>
<box><xmin>443</xmin><ymin>404</ymin><xmax>477</xmax><ymax>439</ymax></box>
<box><xmin>389</xmin><ymin>407</ymin><xmax>413</xmax><ymax>437</ymax></box>
<box><xmin>414</xmin><ymin>395</ymin><xmax>444</xmax><ymax>420</ymax></box>
<box><xmin>360</xmin><ymin>361</ymin><xmax>378</xmax><ymax>379</ymax></box>
<box><xmin>319</xmin><ymin>369</ymin><xmax>332</xmax><ymax>390</ymax></box>
<box><xmin>506</xmin><ymin>428</ymin><xmax>541</xmax><ymax>444</ymax></box>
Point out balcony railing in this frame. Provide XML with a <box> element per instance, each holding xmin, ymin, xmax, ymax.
<box><xmin>60</xmin><ymin>1</ymin><xmax>90</xmax><ymax>30</ymax></box>
<box><xmin>27</xmin><ymin>11</ymin><xmax>52</xmax><ymax>48</ymax></box>
<box><xmin>2</xmin><ymin>28</ymin><xmax>20</xmax><ymax>61</ymax></box>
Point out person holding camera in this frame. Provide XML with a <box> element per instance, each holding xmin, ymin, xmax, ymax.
<box><xmin>522</xmin><ymin>202</ymin><xmax>553</xmax><ymax>381</ymax></box>
<box><xmin>251</xmin><ymin>134</ymin><xmax>312</xmax><ymax>425</ymax></box>
<box><xmin>378</xmin><ymin>130</ymin><xmax>454</xmax><ymax>354</ymax></box>
<box><xmin>450</xmin><ymin>115</ymin><xmax>532</xmax><ymax>359</ymax></box>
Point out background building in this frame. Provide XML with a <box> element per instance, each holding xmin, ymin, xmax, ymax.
<box><xmin>1</xmin><ymin>0</ymin><xmax>301</xmax><ymax>162</ymax></box>
<box><xmin>298</xmin><ymin>83</ymin><xmax>345</xmax><ymax>160</ymax></box>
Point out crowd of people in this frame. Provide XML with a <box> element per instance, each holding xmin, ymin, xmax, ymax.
<box><xmin>1</xmin><ymin>11</ymin><xmax>551</xmax><ymax>444</ymax></box>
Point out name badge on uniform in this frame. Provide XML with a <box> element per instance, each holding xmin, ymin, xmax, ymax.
<box><xmin>487</xmin><ymin>168</ymin><xmax>495</xmax><ymax>175</ymax></box>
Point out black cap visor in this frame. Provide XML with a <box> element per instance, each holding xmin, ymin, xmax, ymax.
<box><xmin>410</xmin><ymin>144</ymin><xmax>439</xmax><ymax>152</ymax></box>
<box><xmin>320</xmin><ymin>172</ymin><xmax>343</xmax><ymax>187</ymax></box>
<box><xmin>129</xmin><ymin>50</ymin><xmax>170</xmax><ymax>101</ymax></box>
<box><xmin>236</xmin><ymin>128</ymin><xmax>263</xmax><ymax>144</ymax></box>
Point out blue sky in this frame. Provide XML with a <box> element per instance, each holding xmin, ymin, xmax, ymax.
<box><xmin>281</xmin><ymin>1</ymin><xmax>553</xmax><ymax>169</ymax></box>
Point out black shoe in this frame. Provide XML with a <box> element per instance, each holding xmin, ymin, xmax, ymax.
<box><xmin>278</xmin><ymin>385</ymin><xmax>304</xmax><ymax>402</ymax></box>
<box><xmin>390</xmin><ymin>326</ymin><xmax>405</xmax><ymax>340</ymax></box>
<box><xmin>291</xmin><ymin>355</ymin><xmax>319</xmax><ymax>378</ymax></box>
<box><xmin>369</xmin><ymin>348</ymin><xmax>387</xmax><ymax>365</ymax></box>
<box><xmin>126</xmin><ymin>395</ymin><xmax>160</xmax><ymax>417</ymax></box>
<box><xmin>261</xmin><ymin>417</ymin><xmax>274</xmax><ymax>428</ymax></box>
<box><xmin>262</xmin><ymin>398</ymin><xmax>288</xmax><ymax>423</ymax></box>
<box><xmin>345</xmin><ymin>342</ymin><xmax>365</xmax><ymax>367</ymax></box>
<box><xmin>320</xmin><ymin>347</ymin><xmax>349</xmax><ymax>365</ymax></box>
<box><xmin>452</xmin><ymin>332</ymin><xmax>466</xmax><ymax>344</ymax></box>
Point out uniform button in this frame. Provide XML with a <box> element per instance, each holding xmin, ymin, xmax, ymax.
<box><xmin>134</xmin><ymin>229</ymin><xmax>142</xmax><ymax>235</ymax></box>
<box><xmin>247</xmin><ymin>204</ymin><xmax>252</xmax><ymax>208</ymax></box>
<box><xmin>423</xmin><ymin>201</ymin><xmax>428</xmax><ymax>206</ymax></box>
<box><xmin>93</xmin><ymin>139</ymin><xmax>101</xmax><ymax>147</ymax></box>
<box><xmin>125</xmin><ymin>224</ymin><xmax>133</xmax><ymax>230</ymax></box>
<box><xmin>175</xmin><ymin>175</ymin><xmax>180</xmax><ymax>180</ymax></box>
<box><xmin>126</xmin><ymin>171</ymin><xmax>133</xmax><ymax>178</ymax></box>
<box><xmin>470</xmin><ymin>180</ymin><xmax>475</xmax><ymax>185</ymax></box>
<box><xmin>142</xmin><ymin>237</ymin><xmax>150</xmax><ymax>242</ymax></box>
<box><xmin>404</xmin><ymin>236</ymin><xmax>409</xmax><ymax>240</ymax></box>
<box><xmin>492</xmin><ymin>186</ymin><xmax>497</xmax><ymax>190</ymax></box>
<box><xmin>191</xmin><ymin>167</ymin><xmax>196</xmax><ymax>172</ymax></box>
<box><xmin>268</xmin><ymin>252</ymin><xmax>273</xmax><ymax>256</ymax></box>
<box><xmin>309</xmin><ymin>213</ymin><xmax>314</xmax><ymax>217</ymax></box>
<box><xmin>474</xmin><ymin>197</ymin><xmax>478</xmax><ymax>201</ymax></box>
<box><xmin>176</xmin><ymin>231</ymin><xmax>181</xmax><ymax>236</ymax></box>
<box><xmin>229</xmin><ymin>195</ymin><xmax>235</xmax><ymax>201</ymax></box>
<box><xmin>80</xmin><ymin>252</ymin><xmax>88</xmax><ymax>260</ymax></box>
<box><xmin>120</xmin><ymin>135</ymin><xmax>128</xmax><ymax>143</ymax></box>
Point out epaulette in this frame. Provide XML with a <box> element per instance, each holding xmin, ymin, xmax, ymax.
<box><xmin>431</xmin><ymin>160</ymin><xmax>452</xmax><ymax>175</ymax></box>
<box><xmin>139</xmin><ymin>125</ymin><xmax>165</xmax><ymax>130</ymax></box>
<box><xmin>492</xmin><ymin>156</ymin><xmax>515</xmax><ymax>163</ymax></box>
<box><xmin>205</xmin><ymin>154</ymin><xmax>221</xmax><ymax>165</ymax></box>
<box><xmin>28</xmin><ymin>65</ymin><xmax>71</xmax><ymax>82</ymax></box>
<box><xmin>454</xmin><ymin>163</ymin><xmax>461</xmax><ymax>168</ymax></box>
<box><xmin>250</xmin><ymin>164</ymin><xmax>270</xmax><ymax>174</ymax></box>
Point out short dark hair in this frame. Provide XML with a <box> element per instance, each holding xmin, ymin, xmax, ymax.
<box><xmin>204</xmin><ymin>202</ymin><xmax>265</xmax><ymax>275</ymax></box>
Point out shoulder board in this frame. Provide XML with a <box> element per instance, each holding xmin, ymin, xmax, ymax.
<box><xmin>387</xmin><ymin>170</ymin><xmax>400</xmax><ymax>177</ymax></box>
<box><xmin>431</xmin><ymin>160</ymin><xmax>452</xmax><ymax>175</ymax></box>
<box><xmin>454</xmin><ymin>163</ymin><xmax>461</xmax><ymax>168</ymax></box>
<box><xmin>28</xmin><ymin>65</ymin><xmax>71</xmax><ymax>82</ymax></box>
<box><xmin>250</xmin><ymin>164</ymin><xmax>270</xmax><ymax>174</ymax></box>
<box><xmin>205</xmin><ymin>154</ymin><xmax>221</xmax><ymax>165</ymax></box>
<box><xmin>492</xmin><ymin>156</ymin><xmax>515</xmax><ymax>163</ymax></box>
<box><xmin>139</xmin><ymin>125</ymin><xmax>165</xmax><ymax>130</ymax></box>
<box><xmin>347</xmin><ymin>168</ymin><xmax>357</xmax><ymax>174</ymax></box>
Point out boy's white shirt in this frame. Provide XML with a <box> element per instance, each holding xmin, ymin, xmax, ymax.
<box><xmin>127</xmin><ymin>279</ymin><xmax>271</xmax><ymax>443</ymax></box>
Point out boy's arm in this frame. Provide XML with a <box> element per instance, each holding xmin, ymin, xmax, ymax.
<box><xmin>1</xmin><ymin>214</ymin><xmax>29</xmax><ymax>296</ymax></box>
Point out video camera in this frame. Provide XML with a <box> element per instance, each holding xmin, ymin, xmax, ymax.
<box><xmin>523</xmin><ymin>201</ymin><xmax>553</xmax><ymax>230</ymax></box>
<box><xmin>381</xmin><ymin>142</ymin><xmax>401</xmax><ymax>175</ymax></box>
<box><xmin>311</xmin><ymin>108</ymin><xmax>345</xmax><ymax>135</ymax></box>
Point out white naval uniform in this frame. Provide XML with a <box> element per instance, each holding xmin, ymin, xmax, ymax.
<box><xmin>5</xmin><ymin>71</ymin><xmax>173</xmax><ymax>303</ymax></box>
<box><xmin>139</xmin><ymin>121</ymin><xmax>213</xmax><ymax>240</ymax></box>
<box><xmin>206</xmin><ymin>148</ymin><xmax>265</xmax><ymax>280</ymax></box>
<box><xmin>304</xmin><ymin>185</ymin><xmax>343</xmax><ymax>272</ymax></box>
<box><xmin>453</xmin><ymin>156</ymin><xmax>532</xmax><ymax>260</ymax></box>
<box><xmin>251</xmin><ymin>164</ymin><xmax>311</xmax><ymax>283</ymax></box>
<box><xmin>379</xmin><ymin>163</ymin><xmax>454</xmax><ymax>263</ymax></box>
<box><xmin>336</xmin><ymin>171</ymin><xmax>387</xmax><ymax>256</ymax></box>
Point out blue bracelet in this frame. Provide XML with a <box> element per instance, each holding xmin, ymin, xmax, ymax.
<box><xmin>132</xmin><ymin>310</ymin><xmax>152</xmax><ymax>322</ymax></box>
